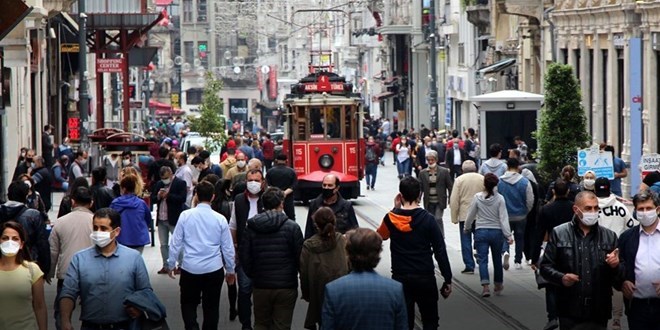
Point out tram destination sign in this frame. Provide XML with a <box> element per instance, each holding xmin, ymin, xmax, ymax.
<box><xmin>303</xmin><ymin>75</ymin><xmax>344</xmax><ymax>93</ymax></box>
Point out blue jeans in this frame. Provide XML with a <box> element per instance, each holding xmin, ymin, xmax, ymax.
<box><xmin>459</xmin><ymin>222</ymin><xmax>475</xmax><ymax>271</ymax></box>
<box><xmin>502</xmin><ymin>220</ymin><xmax>526</xmax><ymax>263</ymax></box>
<box><xmin>236</xmin><ymin>264</ymin><xmax>253</xmax><ymax>328</ymax></box>
<box><xmin>474</xmin><ymin>228</ymin><xmax>504</xmax><ymax>285</ymax></box>
<box><xmin>396</xmin><ymin>158</ymin><xmax>410</xmax><ymax>177</ymax></box>
<box><xmin>365</xmin><ymin>163</ymin><xmax>378</xmax><ymax>188</ymax></box>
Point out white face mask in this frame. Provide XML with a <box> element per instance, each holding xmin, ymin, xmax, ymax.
<box><xmin>236</xmin><ymin>160</ymin><xmax>246</xmax><ymax>168</ymax></box>
<box><xmin>579</xmin><ymin>211</ymin><xmax>599</xmax><ymax>226</ymax></box>
<box><xmin>122</xmin><ymin>159</ymin><xmax>131</xmax><ymax>166</ymax></box>
<box><xmin>637</xmin><ymin>210</ymin><xmax>658</xmax><ymax>227</ymax></box>
<box><xmin>0</xmin><ymin>240</ymin><xmax>20</xmax><ymax>257</ymax></box>
<box><xmin>247</xmin><ymin>181</ymin><xmax>262</xmax><ymax>195</ymax></box>
<box><xmin>161</xmin><ymin>178</ymin><xmax>171</xmax><ymax>185</ymax></box>
<box><xmin>90</xmin><ymin>231</ymin><xmax>113</xmax><ymax>248</ymax></box>
<box><xmin>583</xmin><ymin>179</ymin><xmax>595</xmax><ymax>189</ymax></box>
<box><xmin>23</xmin><ymin>180</ymin><xmax>32</xmax><ymax>188</ymax></box>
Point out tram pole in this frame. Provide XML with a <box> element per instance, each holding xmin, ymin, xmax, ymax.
<box><xmin>429</xmin><ymin>0</ymin><xmax>439</xmax><ymax>130</ymax></box>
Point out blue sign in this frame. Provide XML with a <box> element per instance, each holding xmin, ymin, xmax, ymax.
<box><xmin>577</xmin><ymin>148</ymin><xmax>614</xmax><ymax>180</ymax></box>
<box><xmin>629</xmin><ymin>37</ymin><xmax>642</xmax><ymax>197</ymax></box>
<box><xmin>445</xmin><ymin>92</ymin><xmax>452</xmax><ymax>127</ymax></box>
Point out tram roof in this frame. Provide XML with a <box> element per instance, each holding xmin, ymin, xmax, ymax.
<box><xmin>283</xmin><ymin>93</ymin><xmax>362</xmax><ymax>106</ymax></box>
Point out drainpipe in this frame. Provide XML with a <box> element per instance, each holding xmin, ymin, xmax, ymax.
<box><xmin>544</xmin><ymin>6</ymin><xmax>556</xmax><ymax>62</ymax></box>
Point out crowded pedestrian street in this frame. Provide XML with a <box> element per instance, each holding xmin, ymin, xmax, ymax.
<box><xmin>38</xmin><ymin>151</ymin><xmax>595</xmax><ymax>330</ymax></box>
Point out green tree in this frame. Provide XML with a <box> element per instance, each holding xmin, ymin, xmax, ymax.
<box><xmin>187</xmin><ymin>72</ymin><xmax>227</xmax><ymax>153</ymax></box>
<box><xmin>535</xmin><ymin>63</ymin><xmax>590</xmax><ymax>182</ymax></box>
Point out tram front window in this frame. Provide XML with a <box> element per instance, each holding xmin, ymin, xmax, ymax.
<box><xmin>310</xmin><ymin>108</ymin><xmax>324</xmax><ymax>136</ymax></box>
<box><xmin>309</xmin><ymin>107</ymin><xmax>341</xmax><ymax>139</ymax></box>
<box><xmin>327</xmin><ymin>107</ymin><xmax>341</xmax><ymax>138</ymax></box>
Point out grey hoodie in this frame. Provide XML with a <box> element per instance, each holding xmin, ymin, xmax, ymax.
<box><xmin>479</xmin><ymin>158</ymin><xmax>507</xmax><ymax>177</ymax></box>
<box><xmin>465</xmin><ymin>192</ymin><xmax>512</xmax><ymax>240</ymax></box>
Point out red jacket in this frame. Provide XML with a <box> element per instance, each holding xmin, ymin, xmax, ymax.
<box><xmin>262</xmin><ymin>139</ymin><xmax>275</xmax><ymax>160</ymax></box>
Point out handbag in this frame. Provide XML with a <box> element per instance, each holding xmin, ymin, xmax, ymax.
<box><xmin>534</xmin><ymin>247</ymin><xmax>549</xmax><ymax>289</ymax></box>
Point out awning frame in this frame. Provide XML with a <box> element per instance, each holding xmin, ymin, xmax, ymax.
<box><xmin>478</xmin><ymin>58</ymin><xmax>516</xmax><ymax>74</ymax></box>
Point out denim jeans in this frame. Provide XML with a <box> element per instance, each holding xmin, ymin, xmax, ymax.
<box><xmin>397</xmin><ymin>158</ymin><xmax>411</xmax><ymax>177</ymax></box>
<box><xmin>474</xmin><ymin>228</ymin><xmax>504</xmax><ymax>285</ymax></box>
<box><xmin>237</xmin><ymin>264</ymin><xmax>253</xmax><ymax>328</ymax></box>
<box><xmin>158</xmin><ymin>220</ymin><xmax>175</xmax><ymax>268</ymax></box>
<box><xmin>459</xmin><ymin>222</ymin><xmax>475</xmax><ymax>271</ymax></box>
<box><xmin>365</xmin><ymin>163</ymin><xmax>378</xmax><ymax>188</ymax></box>
<box><xmin>502</xmin><ymin>220</ymin><xmax>526</xmax><ymax>263</ymax></box>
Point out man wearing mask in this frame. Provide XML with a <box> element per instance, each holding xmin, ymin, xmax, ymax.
<box><xmin>225</xmin><ymin>152</ymin><xmax>248</xmax><ymax>182</ymax></box>
<box><xmin>103</xmin><ymin>153</ymin><xmax>121</xmax><ymax>187</ymax></box>
<box><xmin>121</xmin><ymin>151</ymin><xmax>141</xmax><ymax>173</ymax></box>
<box><xmin>152</xmin><ymin>166</ymin><xmax>187</xmax><ymax>274</ymax></box>
<box><xmin>304</xmin><ymin>174</ymin><xmax>359</xmax><ymax>239</ymax></box>
<box><xmin>148</xmin><ymin>147</ymin><xmax>177</xmax><ymax>190</ymax></box>
<box><xmin>69</xmin><ymin>150</ymin><xmax>88</xmax><ymax>187</ymax></box>
<box><xmin>192</xmin><ymin>156</ymin><xmax>212</xmax><ymax>183</ymax></box>
<box><xmin>266</xmin><ymin>154</ymin><xmax>297</xmax><ymax>220</ymax></box>
<box><xmin>13</xmin><ymin>148</ymin><xmax>35</xmax><ymax>181</ymax></box>
<box><xmin>230</xmin><ymin>170</ymin><xmax>266</xmax><ymax>330</ymax></box>
<box><xmin>42</xmin><ymin>124</ymin><xmax>55</xmax><ymax>167</ymax></box>
<box><xmin>445</xmin><ymin>137</ymin><xmax>467</xmax><ymax>179</ymax></box>
<box><xmin>174</xmin><ymin>152</ymin><xmax>194</xmax><ymax>207</ymax></box>
<box><xmin>60</xmin><ymin>208</ymin><xmax>156</xmax><ymax>330</ymax></box>
<box><xmin>618</xmin><ymin>191</ymin><xmax>660</xmax><ymax>329</ymax></box>
<box><xmin>31</xmin><ymin>156</ymin><xmax>53</xmax><ymax>211</ymax></box>
<box><xmin>540</xmin><ymin>191</ymin><xmax>622</xmax><ymax>330</ymax></box>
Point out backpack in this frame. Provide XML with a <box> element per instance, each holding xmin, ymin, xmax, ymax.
<box><xmin>366</xmin><ymin>146</ymin><xmax>377</xmax><ymax>162</ymax></box>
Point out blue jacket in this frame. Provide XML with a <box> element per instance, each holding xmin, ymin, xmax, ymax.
<box><xmin>649</xmin><ymin>182</ymin><xmax>660</xmax><ymax>196</ymax></box>
<box><xmin>124</xmin><ymin>288</ymin><xmax>168</xmax><ymax>330</ymax></box>
<box><xmin>111</xmin><ymin>194</ymin><xmax>152</xmax><ymax>246</ymax></box>
<box><xmin>497</xmin><ymin>172</ymin><xmax>533</xmax><ymax>220</ymax></box>
<box><xmin>322</xmin><ymin>271</ymin><xmax>407</xmax><ymax>330</ymax></box>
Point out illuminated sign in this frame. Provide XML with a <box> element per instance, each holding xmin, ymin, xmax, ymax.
<box><xmin>68</xmin><ymin>117</ymin><xmax>80</xmax><ymax>141</ymax></box>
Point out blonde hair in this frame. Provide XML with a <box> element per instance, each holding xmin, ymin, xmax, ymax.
<box><xmin>120</xmin><ymin>167</ymin><xmax>144</xmax><ymax>196</ymax></box>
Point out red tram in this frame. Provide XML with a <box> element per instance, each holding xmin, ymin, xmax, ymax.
<box><xmin>282</xmin><ymin>71</ymin><xmax>364</xmax><ymax>201</ymax></box>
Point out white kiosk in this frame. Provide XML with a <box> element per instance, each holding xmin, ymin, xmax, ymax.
<box><xmin>470</xmin><ymin>90</ymin><xmax>544</xmax><ymax>160</ymax></box>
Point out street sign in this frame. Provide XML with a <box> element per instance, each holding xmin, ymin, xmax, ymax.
<box><xmin>61</xmin><ymin>43</ymin><xmax>79</xmax><ymax>53</ymax></box>
<box><xmin>641</xmin><ymin>153</ymin><xmax>660</xmax><ymax>176</ymax></box>
<box><xmin>96</xmin><ymin>58</ymin><xmax>125</xmax><ymax>73</ymax></box>
<box><xmin>577</xmin><ymin>146</ymin><xmax>614</xmax><ymax>179</ymax></box>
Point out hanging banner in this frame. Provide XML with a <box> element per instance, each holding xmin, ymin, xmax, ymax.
<box><xmin>257</xmin><ymin>71</ymin><xmax>263</xmax><ymax>91</ymax></box>
<box><xmin>268</xmin><ymin>66</ymin><xmax>277</xmax><ymax>100</ymax></box>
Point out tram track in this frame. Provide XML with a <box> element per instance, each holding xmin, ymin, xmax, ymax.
<box><xmin>351</xmin><ymin>200</ymin><xmax>532</xmax><ymax>330</ymax></box>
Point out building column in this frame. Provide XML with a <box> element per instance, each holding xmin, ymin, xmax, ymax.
<box><xmin>580</xmin><ymin>33</ymin><xmax>591</xmax><ymax>131</ymax></box>
<box><xmin>606</xmin><ymin>33</ymin><xmax>617</xmax><ymax>146</ymax></box>
<box><xmin>592</xmin><ymin>34</ymin><xmax>603</xmax><ymax>144</ymax></box>
<box><xmin>642</xmin><ymin>29</ymin><xmax>654</xmax><ymax>154</ymax></box>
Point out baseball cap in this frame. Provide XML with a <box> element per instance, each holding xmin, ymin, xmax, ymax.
<box><xmin>594</xmin><ymin>177</ymin><xmax>611</xmax><ymax>197</ymax></box>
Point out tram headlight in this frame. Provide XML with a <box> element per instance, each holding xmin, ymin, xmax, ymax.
<box><xmin>319</xmin><ymin>154</ymin><xmax>334</xmax><ymax>169</ymax></box>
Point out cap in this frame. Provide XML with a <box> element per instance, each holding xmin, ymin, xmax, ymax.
<box><xmin>594</xmin><ymin>177</ymin><xmax>611</xmax><ymax>197</ymax></box>
<box><xmin>643</xmin><ymin>171</ymin><xmax>660</xmax><ymax>187</ymax></box>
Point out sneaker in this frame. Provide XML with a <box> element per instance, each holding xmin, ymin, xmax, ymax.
<box><xmin>514</xmin><ymin>262</ymin><xmax>523</xmax><ymax>270</ymax></box>
<box><xmin>461</xmin><ymin>268</ymin><xmax>474</xmax><ymax>274</ymax></box>
<box><xmin>543</xmin><ymin>319</ymin><xmax>559</xmax><ymax>330</ymax></box>
<box><xmin>366</xmin><ymin>186</ymin><xmax>370</xmax><ymax>190</ymax></box>
<box><xmin>611</xmin><ymin>319</ymin><xmax>621</xmax><ymax>330</ymax></box>
<box><xmin>494</xmin><ymin>284</ymin><xmax>503</xmax><ymax>296</ymax></box>
<box><xmin>503</xmin><ymin>252</ymin><xmax>510</xmax><ymax>270</ymax></box>
<box><xmin>370</xmin><ymin>186</ymin><xmax>375</xmax><ymax>191</ymax></box>
<box><xmin>229</xmin><ymin>308</ymin><xmax>238</xmax><ymax>321</ymax></box>
<box><xmin>482</xmin><ymin>287</ymin><xmax>491</xmax><ymax>298</ymax></box>
<box><xmin>157</xmin><ymin>267</ymin><xmax>169</xmax><ymax>274</ymax></box>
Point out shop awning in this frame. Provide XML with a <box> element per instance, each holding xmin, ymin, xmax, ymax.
<box><xmin>478</xmin><ymin>58</ymin><xmax>516</xmax><ymax>74</ymax></box>
<box><xmin>0</xmin><ymin>0</ymin><xmax>32</xmax><ymax>42</ymax></box>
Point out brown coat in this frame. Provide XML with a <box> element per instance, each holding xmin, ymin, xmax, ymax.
<box><xmin>300</xmin><ymin>232</ymin><xmax>349</xmax><ymax>328</ymax></box>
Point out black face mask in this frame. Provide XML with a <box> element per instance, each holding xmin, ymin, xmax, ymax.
<box><xmin>322</xmin><ymin>188</ymin><xmax>335</xmax><ymax>199</ymax></box>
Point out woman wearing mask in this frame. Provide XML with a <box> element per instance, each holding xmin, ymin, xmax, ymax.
<box><xmin>545</xmin><ymin>165</ymin><xmax>581</xmax><ymax>202</ymax></box>
<box><xmin>581</xmin><ymin>170</ymin><xmax>597</xmax><ymax>192</ymax></box>
<box><xmin>18</xmin><ymin>174</ymin><xmax>46</xmax><ymax>213</ymax></box>
<box><xmin>300</xmin><ymin>207</ymin><xmax>349</xmax><ymax>330</ymax></box>
<box><xmin>395</xmin><ymin>136</ymin><xmax>411</xmax><ymax>179</ymax></box>
<box><xmin>0</xmin><ymin>221</ymin><xmax>47</xmax><ymax>329</ymax></box>
<box><xmin>465</xmin><ymin>173</ymin><xmax>513</xmax><ymax>297</ymax></box>
<box><xmin>109</xmin><ymin>175</ymin><xmax>152</xmax><ymax>253</ymax></box>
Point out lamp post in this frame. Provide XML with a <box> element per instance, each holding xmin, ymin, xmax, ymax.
<box><xmin>78</xmin><ymin>1</ymin><xmax>89</xmax><ymax>144</ymax></box>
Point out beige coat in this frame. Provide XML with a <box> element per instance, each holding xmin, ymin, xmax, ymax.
<box><xmin>449</xmin><ymin>172</ymin><xmax>485</xmax><ymax>224</ymax></box>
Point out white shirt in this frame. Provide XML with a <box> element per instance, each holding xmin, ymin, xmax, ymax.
<box><xmin>453</xmin><ymin>148</ymin><xmax>462</xmax><ymax>165</ymax></box>
<box><xmin>175</xmin><ymin>165</ymin><xmax>194</xmax><ymax>206</ymax></box>
<box><xmin>229</xmin><ymin>196</ymin><xmax>259</xmax><ymax>230</ymax></box>
<box><xmin>634</xmin><ymin>226</ymin><xmax>660</xmax><ymax>299</ymax></box>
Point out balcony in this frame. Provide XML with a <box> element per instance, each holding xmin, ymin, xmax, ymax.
<box><xmin>379</xmin><ymin>0</ymin><xmax>412</xmax><ymax>35</ymax></box>
<box><xmin>465</xmin><ymin>0</ymin><xmax>490</xmax><ymax>34</ymax></box>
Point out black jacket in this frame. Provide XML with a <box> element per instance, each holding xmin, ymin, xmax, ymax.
<box><xmin>1</xmin><ymin>202</ymin><xmax>50</xmax><ymax>274</ymax></box>
<box><xmin>444</xmin><ymin>147</ymin><xmax>467</xmax><ymax>168</ymax></box>
<box><xmin>540</xmin><ymin>219</ymin><xmax>622</xmax><ymax>321</ymax></box>
<box><xmin>618</xmin><ymin>225</ymin><xmax>650</xmax><ymax>312</ymax></box>
<box><xmin>233</xmin><ymin>192</ymin><xmax>264</xmax><ymax>245</ymax></box>
<box><xmin>304</xmin><ymin>195</ymin><xmax>358</xmax><ymax>239</ymax></box>
<box><xmin>90</xmin><ymin>183</ymin><xmax>116</xmax><ymax>211</ymax></box>
<box><xmin>31</xmin><ymin>166</ymin><xmax>53</xmax><ymax>211</ymax></box>
<box><xmin>240</xmin><ymin>210</ymin><xmax>303</xmax><ymax>289</ymax></box>
<box><xmin>532</xmin><ymin>198</ymin><xmax>574</xmax><ymax>265</ymax></box>
<box><xmin>377</xmin><ymin>207</ymin><xmax>453</xmax><ymax>283</ymax></box>
<box><xmin>151</xmin><ymin>177</ymin><xmax>187</xmax><ymax>227</ymax></box>
<box><xmin>266</xmin><ymin>164</ymin><xmax>298</xmax><ymax>220</ymax></box>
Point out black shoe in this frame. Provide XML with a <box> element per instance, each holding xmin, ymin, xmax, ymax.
<box><xmin>229</xmin><ymin>308</ymin><xmax>238</xmax><ymax>321</ymax></box>
<box><xmin>461</xmin><ymin>268</ymin><xmax>474</xmax><ymax>274</ymax></box>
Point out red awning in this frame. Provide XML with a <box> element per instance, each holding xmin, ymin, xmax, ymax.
<box><xmin>155</xmin><ymin>108</ymin><xmax>185</xmax><ymax>116</ymax></box>
<box><xmin>149</xmin><ymin>100</ymin><xmax>172</xmax><ymax>110</ymax></box>
<box><xmin>155</xmin><ymin>0</ymin><xmax>173</xmax><ymax>6</ymax></box>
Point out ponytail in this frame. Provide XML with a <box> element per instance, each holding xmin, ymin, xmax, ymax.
<box><xmin>312</xmin><ymin>207</ymin><xmax>336</xmax><ymax>240</ymax></box>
